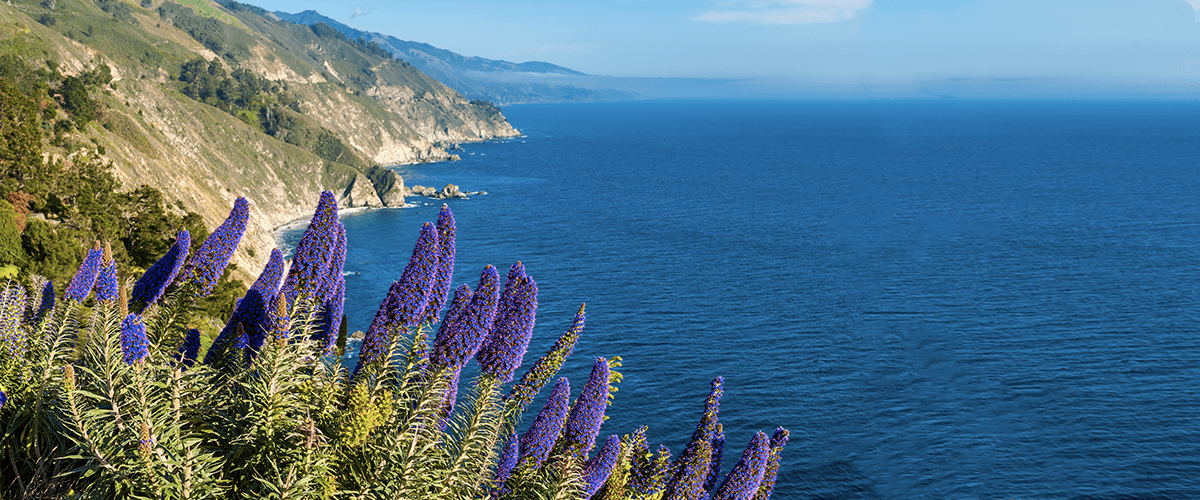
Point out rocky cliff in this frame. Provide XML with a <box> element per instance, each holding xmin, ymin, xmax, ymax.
<box><xmin>0</xmin><ymin>0</ymin><xmax>518</xmax><ymax>281</ymax></box>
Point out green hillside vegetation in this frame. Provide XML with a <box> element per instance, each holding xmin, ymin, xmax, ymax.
<box><xmin>0</xmin><ymin>54</ymin><xmax>244</xmax><ymax>324</ymax></box>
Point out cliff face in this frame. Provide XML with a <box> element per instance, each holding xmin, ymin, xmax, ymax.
<box><xmin>0</xmin><ymin>0</ymin><xmax>518</xmax><ymax>281</ymax></box>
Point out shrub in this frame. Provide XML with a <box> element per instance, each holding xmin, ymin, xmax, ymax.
<box><xmin>0</xmin><ymin>194</ymin><xmax>788</xmax><ymax>499</ymax></box>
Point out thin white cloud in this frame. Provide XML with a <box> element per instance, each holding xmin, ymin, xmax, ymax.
<box><xmin>350</xmin><ymin>6</ymin><xmax>368</xmax><ymax>19</ymax></box>
<box><xmin>1187</xmin><ymin>0</ymin><xmax>1200</xmax><ymax>9</ymax></box>
<box><xmin>695</xmin><ymin>0</ymin><xmax>872</xmax><ymax>25</ymax></box>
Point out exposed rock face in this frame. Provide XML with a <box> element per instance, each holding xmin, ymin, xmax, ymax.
<box><xmin>408</xmin><ymin>185</ymin><xmax>438</xmax><ymax>197</ymax></box>
<box><xmin>436</xmin><ymin>184</ymin><xmax>463</xmax><ymax>199</ymax></box>
<box><xmin>365</xmin><ymin>166</ymin><xmax>406</xmax><ymax>207</ymax></box>
<box><xmin>340</xmin><ymin>173</ymin><xmax>383</xmax><ymax>208</ymax></box>
<box><xmin>405</xmin><ymin>183</ymin><xmax>478</xmax><ymax>199</ymax></box>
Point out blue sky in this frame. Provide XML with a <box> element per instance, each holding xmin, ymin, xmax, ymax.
<box><xmin>242</xmin><ymin>0</ymin><xmax>1200</xmax><ymax>90</ymax></box>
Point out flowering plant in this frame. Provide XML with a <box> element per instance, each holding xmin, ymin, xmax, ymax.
<box><xmin>0</xmin><ymin>194</ymin><xmax>787</xmax><ymax>499</ymax></box>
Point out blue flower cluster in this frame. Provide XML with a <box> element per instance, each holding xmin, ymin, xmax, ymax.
<box><xmin>130</xmin><ymin>230</ymin><xmax>190</xmax><ymax>311</ymax></box>
<box><xmin>423</xmin><ymin>204</ymin><xmax>456</xmax><ymax>325</ymax></box>
<box><xmin>756</xmin><ymin>427</ymin><xmax>790</xmax><ymax>500</ymax></box>
<box><xmin>281</xmin><ymin>191</ymin><xmax>342</xmax><ymax>308</ymax></box>
<box><xmin>354</xmin><ymin>281</ymin><xmax>406</xmax><ymax>375</ymax></box>
<box><xmin>65</xmin><ymin>244</ymin><xmax>103</xmax><ymax>302</ymax></box>
<box><xmin>233</xmin><ymin>324</ymin><xmax>249</xmax><ymax>352</ymax></box>
<box><xmin>475</xmin><ymin>262</ymin><xmax>538</xmax><ymax>382</ymax></box>
<box><xmin>176</xmin><ymin>329</ymin><xmax>201</xmax><ymax>369</ymax></box>
<box><xmin>437</xmin><ymin>284</ymin><xmax>473</xmax><ymax>339</ymax></box>
<box><xmin>664</xmin><ymin>376</ymin><xmax>723</xmax><ymax>500</ymax></box>
<box><xmin>711</xmin><ymin>431</ymin><xmax>770</xmax><ymax>500</ymax></box>
<box><xmin>178</xmin><ymin>197</ymin><xmax>249</xmax><ymax>295</ymax></box>
<box><xmin>438</xmin><ymin>367</ymin><xmax>463</xmax><ymax>431</ymax></box>
<box><xmin>520</xmin><ymin>377</ymin><xmax>570</xmax><ymax>469</ymax></box>
<box><xmin>582</xmin><ymin>434</ymin><xmax>622</xmax><ymax>498</ymax></box>
<box><xmin>25</xmin><ymin>275</ymin><xmax>53</xmax><ymax>325</ymax></box>
<box><xmin>120</xmin><ymin>314</ymin><xmax>150</xmax><ymax>365</ymax></box>
<box><xmin>492</xmin><ymin>432</ymin><xmax>519</xmax><ymax>498</ymax></box>
<box><xmin>561</xmin><ymin>357</ymin><xmax>610</xmax><ymax>458</ymax></box>
<box><xmin>93</xmin><ymin>243</ymin><xmax>118</xmax><ymax>302</ymax></box>
<box><xmin>316</xmin><ymin>223</ymin><xmax>346</xmax><ymax>353</ymax></box>
<box><xmin>705</xmin><ymin>423</ymin><xmax>726</xmax><ymax>494</ymax></box>
<box><xmin>430</xmin><ymin>265</ymin><xmax>499</xmax><ymax>370</ymax></box>
<box><xmin>0</xmin><ymin>389</ymin><xmax>6</xmax><ymax>410</ymax></box>
<box><xmin>268</xmin><ymin>293</ymin><xmax>289</xmax><ymax>343</ymax></box>
<box><xmin>0</xmin><ymin>287</ymin><xmax>29</xmax><ymax>381</ymax></box>
<box><xmin>205</xmin><ymin>248</ymin><xmax>284</xmax><ymax>365</ymax></box>
<box><xmin>506</xmin><ymin>305</ymin><xmax>585</xmax><ymax>409</ymax></box>
<box><xmin>394</xmin><ymin>222</ymin><xmax>440</xmax><ymax>328</ymax></box>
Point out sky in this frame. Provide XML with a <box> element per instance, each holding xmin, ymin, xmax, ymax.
<box><xmin>239</xmin><ymin>0</ymin><xmax>1200</xmax><ymax>92</ymax></box>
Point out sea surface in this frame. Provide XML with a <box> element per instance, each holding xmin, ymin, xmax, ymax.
<box><xmin>279</xmin><ymin>100</ymin><xmax>1200</xmax><ymax>499</ymax></box>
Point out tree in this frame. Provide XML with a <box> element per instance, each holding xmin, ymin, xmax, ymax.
<box><xmin>21</xmin><ymin>218</ymin><xmax>79</xmax><ymax>283</ymax></box>
<box><xmin>0</xmin><ymin>199</ymin><xmax>25</xmax><ymax>266</ymax></box>
<box><xmin>0</xmin><ymin>78</ymin><xmax>46</xmax><ymax>198</ymax></box>
<box><xmin>59</xmin><ymin>75</ymin><xmax>98</xmax><ymax>125</ymax></box>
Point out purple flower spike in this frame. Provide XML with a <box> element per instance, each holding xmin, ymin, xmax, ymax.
<box><xmin>315</xmin><ymin>223</ymin><xmax>346</xmax><ymax>353</ymax></box>
<box><xmin>423</xmin><ymin>204</ymin><xmax>456</xmax><ymax>325</ymax></box>
<box><xmin>583</xmin><ymin>435</ymin><xmax>622</xmax><ymax>498</ymax></box>
<box><xmin>664</xmin><ymin>377</ymin><xmax>723</xmax><ymax>500</ymax></box>
<box><xmin>233</xmin><ymin>325</ymin><xmax>249</xmax><ymax>351</ymax></box>
<box><xmin>65</xmin><ymin>244</ymin><xmax>103</xmax><ymax>302</ymax></box>
<box><xmin>498</xmin><ymin>262</ymin><xmax>526</xmax><ymax>315</ymax></box>
<box><xmin>561</xmin><ymin>357</ymin><xmax>610</xmax><ymax>457</ymax></box>
<box><xmin>664</xmin><ymin>438</ymin><xmax>712</xmax><ymax>500</ymax></box>
<box><xmin>175</xmin><ymin>329</ymin><xmax>201</xmax><ymax>369</ymax></box>
<box><xmin>205</xmin><ymin>248</ymin><xmax>284</xmax><ymax>365</ymax></box>
<box><xmin>430</xmin><ymin>265</ymin><xmax>499</xmax><ymax>370</ymax></box>
<box><xmin>476</xmin><ymin>265</ymin><xmax>538</xmax><ymax>382</ymax></box>
<box><xmin>394</xmin><ymin>222</ymin><xmax>440</xmax><ymax>328</ymax></box>
<box><xmin>120</xmin><ymin>314</ymin><xmax>150</xmax><ymax>365</ymax></box>
<box><xmin>131</xmin><ymin>230</ymin><xmax>189</xmax><ymax>311</ymax></box>
<box><xmin>520</xmin><ymin>377</ymin><xmax>570</xmax><ymax>469</ymax></box>
<box><xmin>751</xmin><ymin>428</ymin><xmax>789</xmax><ymax>500</ymax></box>
<box><xmin>0</xmin><ymin>389</ymin><xmax>6</xmax><ymax>410</ymax></box>
<box><xmin>0</xmin><ymin>287</ymin><xmax>28</xmax><ymax>379</ymax></box>
<box><xmin>492</xmin><ymin>432</ymin><xmax>519</xmax><ymax>498</ymax></box>
<box><xmin>319</xmin><ymin>275</ymin><xmax>344</xmax><ymax>354</ymax></box>
<box><xmin>93</xmin><ymin>243</ymin><xmax>117</xmax><ymax>302</ymax></box>
<box><xmin>712</xmin><ymin>432</ymin><xmax>770</xmax><ymax>500</ymax></box>
<box><xmin>178</xmin><ymin>197</ymin><xmax>249</xmax><ymax>296</ymax></box>
<box><xmin>354</xmin><ymin>281</ymin><xmax>405</xmax><ymax>375</ymax></box>
<box><xmin>506</xmin><ymin>305</ymin><xmax>585</xmax><ymax>410</ymax></box>
<box><xmin>705</xmin><ymin>424</ymin><xmax>726</xmax><ymax>494</ymax></box>
<box><xmin>281</xmin><ymin>191</ymin><xmax>339</xmax><ymax>307</ymax></box>
<box><xmin>354</xmin><ymin>222</ymin><xmax>441</xmax><ymax>376</ymax></box>
<box><xmin>438</xmin><ymin>367</ymin><xmax>462</xmax><ymax>431</ymax></box>
<box><xmin>435</xmin><ymin>284</ymin><xmax>473</xmax><ymax>338</ymax></box>
<box><xmin>268</xmin><ymin>293</ymin><xmax>289</xmax><ymax>343</ymax></box>
<box><xmin>27</xmin><ymin>277</ymin><xmax>54</xmax><ymax>324</ymax></box>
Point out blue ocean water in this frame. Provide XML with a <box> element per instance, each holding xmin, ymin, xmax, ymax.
<box><xmin>280</xmin><ymin>100</ymin><xmax>1200</xmax><ymax>499</ymax></box>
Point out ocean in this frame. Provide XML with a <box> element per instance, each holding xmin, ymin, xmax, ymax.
<box><xmin>278</xmin><ymin>100</ymin><xmax>1200</xmax><ymax>499</ymax></box>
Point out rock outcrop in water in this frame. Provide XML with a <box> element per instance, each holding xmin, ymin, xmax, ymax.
<box><xmin>405</xmin><ymin>184</ymin><xmax>476</xmax><ymax>199</ymax></box>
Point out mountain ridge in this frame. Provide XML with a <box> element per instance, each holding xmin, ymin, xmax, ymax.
<box><xmin>271</xmin><ymin>9</ymin><xmax>641</xmax><ymax>105</ymax></box>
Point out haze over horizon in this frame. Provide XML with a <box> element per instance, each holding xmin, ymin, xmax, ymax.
<box><xmin>243</xmin><ymin>0</ymin><xmax>1200</xmax><ymax>96</ymax></box>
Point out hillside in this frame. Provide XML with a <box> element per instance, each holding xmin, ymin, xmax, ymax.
<box><xmin>0</xmin><ymin>0</ymin><xmax>518</xmax><ymax>281</ymax></box>
<box><xmin>272</xmin><ymin>10</ymin><xmax>641</xmax><ymax>105</ymax></box>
